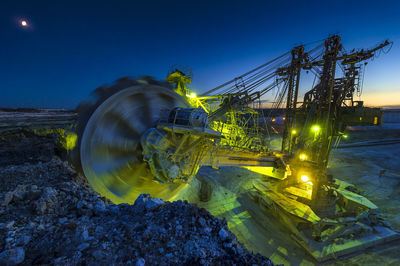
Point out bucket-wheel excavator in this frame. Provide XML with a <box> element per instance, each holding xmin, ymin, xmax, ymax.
<box><xmin>72</xmin><ymin>35</ymin><xmax>398</xmax><ymax>261</ymax></box>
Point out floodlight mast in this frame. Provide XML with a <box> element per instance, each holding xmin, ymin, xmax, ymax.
<box><xmin>192</xmin><ymin>35</ymin><xmax>390</xmax><ymax>211</ymax></box>
<box><xmin>197</xmin><ymin>35</ymin><xmax>389</xmax><ymax>170</ymax></box>
<box><xmin>278</xmin><ymin>45</ymin><xmax>305</xmax><ymax>154</ymax></box>
<box><xmin>273</xmin><ymin>36</ymin><xmax>390</xmax><ymax>208</ymax></box>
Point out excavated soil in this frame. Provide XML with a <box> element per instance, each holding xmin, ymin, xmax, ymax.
<box><xmin>0</xmin><ymin>130</ymin><xmax>274</xmax><ymax>265</ymax></box>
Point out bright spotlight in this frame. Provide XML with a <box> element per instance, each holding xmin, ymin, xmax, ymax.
<box><xmin>299</xmin><ymin>153</ymin><xmax>307</xmax><ymax>160</ymax></box>
<box><xmin>312</xmin><ymin>125</ymin><xmax>320</xmax><ymax>132</ymax></box>
<box><xmin>292</xmin><ymin>130</ymin><xmax>297</xmax><ymax>134</ymax></box>
<box><xmin>300</xmin><ymin>175</ymin><xmax>310</xmax><ymax>182</ymax></box>
<box><xmin>189</xmin><ymin>92</ymin><xmax>196</xmax><ymax>98</ymax></box>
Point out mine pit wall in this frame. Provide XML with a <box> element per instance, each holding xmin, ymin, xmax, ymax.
<box><xmin>383</xmin><ymin>109</ymin><xmax>400</xmax><ymax>123</ymax></box>
<box><xmin>0</xmin><ymin>109</ymin><xmax>77</xmax><ymax>167</ymax></box>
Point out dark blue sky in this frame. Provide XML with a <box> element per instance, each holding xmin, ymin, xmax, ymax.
<box><xmin>1</xmin><ymin>0</ymin><xmax>400</xmax><ymax>108</ymax></box>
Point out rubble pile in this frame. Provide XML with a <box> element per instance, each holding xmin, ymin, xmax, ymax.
<box><xmin>0</xmin><ymin>131</ymin><xmax>274</xmax><ymax>265</ymax></box>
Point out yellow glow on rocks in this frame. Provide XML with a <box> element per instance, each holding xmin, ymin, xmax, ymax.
<box><xmin>64</xmin><ymin>132</ymin><xmax>78</xmax><ymax>151</ymax></box>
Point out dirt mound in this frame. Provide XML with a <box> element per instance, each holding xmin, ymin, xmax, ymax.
<box><xmin>0</xmin><ymin>130</ymin><xmax>274</xmax><ymax>265</ymax></box>
<box><xmin>0</xmin><ymin>130</ymin><xmax>66</xmax><ymax>167</ymax></box>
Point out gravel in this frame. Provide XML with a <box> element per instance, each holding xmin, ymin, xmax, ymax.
<box><xmin>0</xmin><ymin>130</ymin><xmax>274</xmax><ymax>265</ymax></box>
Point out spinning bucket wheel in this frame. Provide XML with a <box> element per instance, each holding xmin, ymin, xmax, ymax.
<box><xmin>80</xmin><ymin>84</ymin><xmax>190</xmax><ymax>204</ymax></box>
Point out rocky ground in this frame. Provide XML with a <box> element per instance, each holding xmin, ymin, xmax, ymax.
<box><xmin>0</xmin><ymin>130</ymin><xmax>274</xmax><ymax>265</ymax></box>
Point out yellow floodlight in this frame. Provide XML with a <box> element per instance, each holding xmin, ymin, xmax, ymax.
<box><xmin>300</xmin><ymin>175</ymin><xmax>310</xmax><ymax>182</ymax></box>
<box><xmin>312</xmin><ymin>125</ymin><xmax>320</xmax><ymax>132</ymax></box>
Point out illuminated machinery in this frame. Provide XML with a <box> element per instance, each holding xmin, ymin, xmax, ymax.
<box><xmin>76</xmin><ymin>35</ymin><xmax>397</xmax><ymax>261</ymax></box>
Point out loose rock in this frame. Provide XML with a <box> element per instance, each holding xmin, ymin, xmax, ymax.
<box><xmin>0</xmin><ymin>130</ymin><xmax>274</xmax><ymax>265</ymax></box>
<box><xmin>0</xmin><ymin>247</ymin><xmax>25</xmax><ymax>266</ymax></box>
